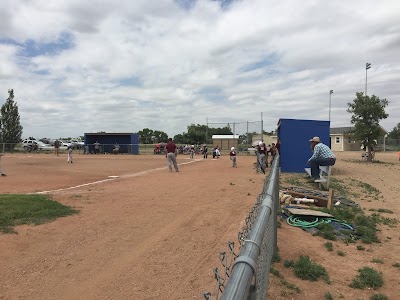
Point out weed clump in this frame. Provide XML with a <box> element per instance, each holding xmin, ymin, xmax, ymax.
<box><xmin>324</xmin><ymin>242</ymin><xmax>333</xmax><ymax>251</ymax></box>
<box><xmin>290</xmin><ymin>256</ymin><xmax>330</xmax><ymax>283</ymax></box>
<box><xmin>370</xmin><ymin>293</ymin><xmax>388</xmax><ymax>300</ymax></box>
<box><xmin>349</xmin><ymin>266</ymin><xmax>383</xmax><ymax>290</ymax></box>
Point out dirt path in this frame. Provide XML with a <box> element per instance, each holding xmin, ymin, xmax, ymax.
<box><xmin>1</xmin><ymin>152</ymin><xmax>399</xmax><ymax>299</ymax></box>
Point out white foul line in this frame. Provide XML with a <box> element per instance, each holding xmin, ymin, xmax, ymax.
<box><xmin>35</xmin><ymin>159</ymin><xmax>203</xmax><ymax>194</ymax></box>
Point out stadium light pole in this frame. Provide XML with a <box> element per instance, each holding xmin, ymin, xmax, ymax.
<box><xmin>365</xmin><ymin>63</ymin><xmax>371</xmax><ymax>96</ymax></box>
<box><xmin>329</xmin><ymin>90</ymin><xmax>333</xmax><ymax>123</ymax></box>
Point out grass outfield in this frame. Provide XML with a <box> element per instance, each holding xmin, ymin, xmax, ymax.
<box><xmin>0</xmin><ymin>194</ymin><xmax>78</xmax><ymax>234</ymax></box>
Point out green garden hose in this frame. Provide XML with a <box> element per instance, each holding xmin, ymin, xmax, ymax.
<box><xmin>287</xmin><ymin>216</ymin><xmax>353</xmax><ymax>230</ymax></box>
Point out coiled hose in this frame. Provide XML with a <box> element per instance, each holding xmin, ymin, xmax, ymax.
<box><xmin>287</xmin><ymin>216</ymin><xmax>353</xmax><ymax>230</ymax></box>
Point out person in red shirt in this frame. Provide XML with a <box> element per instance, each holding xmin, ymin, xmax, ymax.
<box><xmin>229</xmin><ymin>147</ymin><xmax>237</xmax><ymax>168</ymax></box>
<box><xmin>165</xmin><ymin>138</ymin><xmax>179</xmax><ymax>172</ymax></box>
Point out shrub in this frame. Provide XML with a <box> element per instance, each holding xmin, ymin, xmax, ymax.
<box><xmin>349</xmin><ymin>267</ymin><xmax>383</xmax><ymax>290</ymax></box>
<box><xmin>292</xmin><ymin>256</ymin><xmax>329</xmax><ymax>283</ymax></box>
<box><xmin>324</xmin><ymin>242</ymin><xmax>333</xmax><ymax>251</ymax></box>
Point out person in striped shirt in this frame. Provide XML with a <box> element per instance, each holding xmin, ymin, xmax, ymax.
<box><xmin>308</xmin><ymin>136</ymin><xmax>336</xmax><ymax>181</ymax></box>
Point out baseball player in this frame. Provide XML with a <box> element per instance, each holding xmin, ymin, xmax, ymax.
<box><xmin>0</xmin><ymin>153</ymin><xmax>6</xmax><ymax>176</ymax></box>
<box><xmin>229</xmin><ymin>147</ymin><xmax>237</xmax><ymax>168</ymax></box>
<box><xmin>67</xmin><ymin>145</ymin><xmax>73</xmax><ymax>163</ymax></box>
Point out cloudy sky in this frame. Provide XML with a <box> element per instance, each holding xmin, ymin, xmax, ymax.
<box><xmin>1</xmin><ymin>0</ymin><xmax>399</xmax><ymax>139</ymax></box>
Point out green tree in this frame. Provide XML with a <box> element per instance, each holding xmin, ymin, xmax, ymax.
<box><xmin>137</xmin><ymin>128</ymin><xmax>154</xmax><ymax>144</ymax></box>
<box><xmin>173</xmin><ymin>133</ymin><xmax>186</xmax><ymax>144</ymax></box>
<box><xmin>137</xmin><ymin>128</ymin><xmax>168</xmax><ymax>144</ymax></box>
<box><xmin>152</xmin><ymin>130</ymin><xmax>168</xmax><ymax>143</ymax></box>
<box><xmin>347</xmin><ymin>92</ymin><xmax>388</xmax><ymax>161</ymax></box>
<box><xmin>182</xmin><ymin>124</ymin><xmax>233</xmax><ymax>144</ymax></box>
<box><xmin>388</xmin><ymin>123</ymin><xmax>400</xmax><ymax>140</ymax></box>
<box><xmin>1</xmin><ymin>89</ymin><xmax>23</xmax><ymax>150</ymax></box>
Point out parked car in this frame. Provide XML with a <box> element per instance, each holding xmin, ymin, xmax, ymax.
<box><xmin>70</xmin><ymin>139</ymin><xmax>84</xmax><ymax>149</ymax></box>
<box><xmin>20</xmin><ymin>140</ymin><xmax>66</xmax><ymax>152</ymax></box>
<box><xmin>21</xmin><ymin>140</ymin><xmax>39</xmax><ymax>152</ymax></box>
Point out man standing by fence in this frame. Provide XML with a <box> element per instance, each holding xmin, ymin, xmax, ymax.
<box><xmin>165</xmin><ymin>138</ymin><xmax>179</xmax><ymax>172</ymax></box>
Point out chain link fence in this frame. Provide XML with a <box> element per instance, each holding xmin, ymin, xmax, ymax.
<box><xmin>206</xmin><ymin>120</ymin><xmax>264</xmax><ymax>145</ymax></box>
<box><xmin>376</xmin><ymin>137</ymin><xmax>400</xmax><ymax>151</ymax></box>
<box><xmin>203</xmin><ymin>155</ymin><xmax>280</xmax><ymax>300</ymax></box>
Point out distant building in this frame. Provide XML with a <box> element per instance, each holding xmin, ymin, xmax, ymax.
<box><xmin>330</xmin><ymin>126</ymin><xmax>388</xmax><ymax>151</ymax></box>
<box><xmin>251</xmin><ymin>134</ymin><xmax>277</xmax><ymax>146</ymax></box>
<box><xmin>330</xmin><ymin>127</ymin><xmax>361</xmax><ymax>151</ymax></box>
<box><xmin>212</xmin><ymin>134</ymin><xmax>239</xmax><ymax>150</ymax></box>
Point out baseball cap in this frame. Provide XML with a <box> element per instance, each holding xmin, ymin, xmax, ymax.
<box><xmin>309</xmin><ymin>136</ymin><xmax>321</xmax><ymax>143</ymax></box>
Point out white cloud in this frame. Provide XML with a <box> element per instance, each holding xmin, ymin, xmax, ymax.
<box><xmin>0</xmin><ymin>0</ymin><xmax>399</xmax><ymax>139</ymax></box>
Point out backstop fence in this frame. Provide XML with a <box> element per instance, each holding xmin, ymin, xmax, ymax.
<box><xmin>203</xmin><ymin>155</ymin><xmax>280</xmax><ymax>300</ymax></box>
<box><xmin>206</xmin><ymin>120</ymin><xmax>264</xmax><ymax>145</ymax></box>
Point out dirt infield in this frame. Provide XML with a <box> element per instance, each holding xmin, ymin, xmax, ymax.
<box><xmin>1</xmin><ymin>152</ymin><xmax>400</xmax><ymax>299</ymax></box>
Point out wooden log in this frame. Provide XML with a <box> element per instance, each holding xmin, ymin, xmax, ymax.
<box><xmin>327</xmin><ymin>189</ymin><xmax>334</xmax><ymax>209</ymax></box>
<box><xmin>281</xmin><ymin>189</ymin><xmax>329</xmax><ymax>208</ymax></box>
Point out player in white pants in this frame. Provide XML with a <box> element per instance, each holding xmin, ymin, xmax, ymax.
<box><xmin>67</xmin><ymin>146</ymin><xmax>73</xmax><ymax>163</ymax></box>
<box><xmin>0</xmin><ymin>153</ymin><xmax>6</xmax><ymax>176</ymax></box>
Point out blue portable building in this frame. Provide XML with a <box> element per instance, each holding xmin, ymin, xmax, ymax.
<box><xmin>277</xmin><ymin>119</ymin><xmax>330</xmax><ymax>173</ymax></box>
<box><xmin>84</xmin><ymin>132</ymin><xmax>139</xmax><ymax>154</ymax></box>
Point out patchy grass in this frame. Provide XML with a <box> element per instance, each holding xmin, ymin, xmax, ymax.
<box><xmin>356</xmin><ymin>245</ymin><xmax>365</xmax><ymax>250</ymax></box>
<box><xmin>369</xmin><ymin>208</ymin><xmax>393</xmax><ymax>214</ymax></box>
<box><xmin>349</xmin><ymin>267</ymin><xmax>383</xmax><ymax>290</ymax></box>
<box><xmin>0</xmin><ymin>194</ymin><xmax>78</xmax><ymax>234</ymax></box>
<box><xmin>280</xmin><ymin>279</ymin><xmax>301</xmax><ymax>293</ymax></box>
<box><xmin>329</xmin><ymin>177</ymin><xmax>349</xmax><ymax>196</ymax></box>
<box><xmin>324</xmin><ymin>242</ymin><xmax>333</xmax><ymax>251</ymax></box>
<box><xmin>315</xmin><ymin>206</ymin><xmax>380</xmax><ymax>244</ymax></box>
<box><xmin>342</xmin><ymin>158</ymin><xmax>394</xmax><ymax>166</ymax></box>
<box><xmin>284</xmin><ymin>259</ymin><xmax>295</xmax><ymax>268</ymax></box>
<box><xmin>270</xmin><ymin>266</ymin><xmax>283</xmax><ymax>279</ymax></box>
<box><xmin>337</xmin><ymin>250</ymin><xmax>345</xmax><ymax>257</ymax></box>
<box><xmin>370</xmin><ymin>294</ymin><xmax>388</xmax><ymax>300</ymax></box>
<box><xmin>392</xmin><ymin>262</ymin><xmax>400</xmax><ymax>269</ymax></box>
<box><xmin>316</xmin><ymin>223</ymin><xmax>337</xmax><ymax>240</ymax></box>
<box><xmin>371</xmin><ymin>258</ymin><xmax>384</xmax><ymax>264</ymax></box>
<box><xmin>349</xmin><ymin>178</ymin><xmax>380</xmax><ymax>199</ymax></box>
<box><xmin>325</xmin><ymin>292</ymin><xmax>334</xmax><ymax>300</ymax></box>
<box><xmin>288</xmin><ymin>256</ymin><xmax>330</xmax><ymax>283</ymax></box>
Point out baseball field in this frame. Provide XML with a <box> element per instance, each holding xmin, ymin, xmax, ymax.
<box><xmin>0</xmin><ymin>151</ymin><xmax>399</xmax><ymax>299</ymax></box>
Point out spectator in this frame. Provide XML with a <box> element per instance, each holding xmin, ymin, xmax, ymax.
<box><xmin>256</xmin><ymin>141</ymin><xmax>267</xmax><ymax>174</ymax></box>
<box><xmin>276</xmin><ymin>138</ymin><xmax>281</xmax><ymax>155</ymax></box>
<box><xmin>307</xmin><ymin>136</ymin><xmax>336</xmax><ymax>182</ymax></box>
<box><xmin>113</xmin><ymin>143</ymin><xmax>120</xmax><ymax>154</ymax></box>
<box><xmin>270</xmin><ymin>143</ymin><xmax>277</xmax><ymax>162</ymax></box>
<box><xmin>94</xmin><ymin>141</ymin><xmax>100</xmax><ymax>154</ymax></box>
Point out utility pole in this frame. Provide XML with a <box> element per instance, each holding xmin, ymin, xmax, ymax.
<box><xmin>261</xmin><ymin>112</ymin><xmax>263</xmax><ymax>142</ymax></box>
<box><xmin>329</xmin><ymin>90</ymin><xmax>333</xmax><ymax>122</ymax></box>
<box><xmin>365</xmin><ymin>63</ymin><xmax>371</xmax><ymax>95</ymax></box>
<box><xmin>205</xmin><ymin>117</ymin><xmax>208</xmax><ymax>144</ymax></box>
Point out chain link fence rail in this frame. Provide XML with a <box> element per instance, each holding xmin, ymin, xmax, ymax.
<box><xmin>203</xmin><ymin>155</ymin><xmax>280</xmax><ymax>300</ymax></box>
